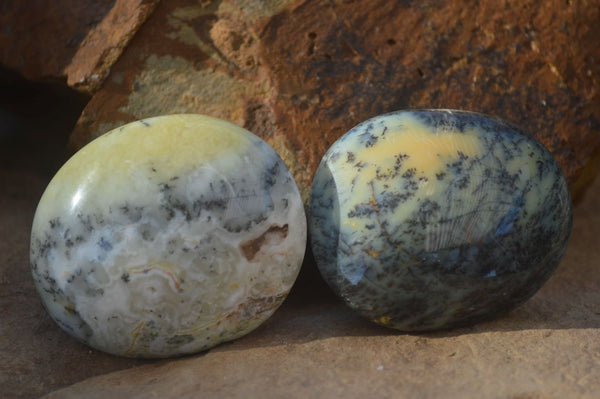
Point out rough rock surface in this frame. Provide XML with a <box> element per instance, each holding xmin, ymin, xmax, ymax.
<box><xmin>0</xmin><ymin>0</ymin><xmax>159</xmax><ymax>92</ymax></box>
<box><xmin>68</xmin><ymin>0</ymin><xmax>294</xmax><ymax>154</ymax></box>
<box><xmin>69</xmin><ymin>0</ymin><xmax>600</xmax><ymax>200</ymax></box>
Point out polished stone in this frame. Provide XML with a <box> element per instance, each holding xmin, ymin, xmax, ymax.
<box><xmin>309</xmin><ymin>110</ymin><xmax>572</xmax><ymax>331</ymax></box>
<box><xmin>30</xmin><ymin>114</ymin><xmax>306</xmax><ymax>357</ymax></box>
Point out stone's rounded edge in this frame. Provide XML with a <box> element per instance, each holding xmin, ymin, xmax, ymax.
<box><xmin>335</xmin><ymin>108</ymin><xmax>553</xmax><ymax>148</ymax></box>
<box><xmin>30</xmin><ymin>114</ymin><xmax>307</xmax><ymax>358</ymax></box>
<box><xmin>64</xmin><ymin>113</ymin><xmax>261</xmax><ymax>171</ymax></box>
<box><xmin>308</xmin><ymin>109</ymin><xmax>574</xmax><ymax>332</ymax></box>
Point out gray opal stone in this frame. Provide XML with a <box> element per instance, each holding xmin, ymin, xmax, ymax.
<box><xmin>309</xmin><ymin>110</ymin><xmax>572</xmax><ymax>331</ymax></box>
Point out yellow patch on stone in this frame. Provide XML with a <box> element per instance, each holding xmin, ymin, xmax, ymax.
<box><xmin>367</xmin><ymin>249</ymin><xmax>380</xmax><ymax>258</ymax></box>
<box><xmin>333</xmin><ymin>113</ymin><xmax>483</xmax><ymax>194</ymax></box>
<box><xmin>33</xmin><ymin>115</ymin><xmax>253</xmax><ymax>230</ymax></box>
<box><xmin>332</xmin><ymin>113</ymin><xmax>486</xmax><ymax>239</ymax></box>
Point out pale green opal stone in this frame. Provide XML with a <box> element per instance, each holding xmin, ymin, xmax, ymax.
<box><xmin>30</xmin><ymin>114</ymin><xmax>306</xmax><ymax>357</ymax></box>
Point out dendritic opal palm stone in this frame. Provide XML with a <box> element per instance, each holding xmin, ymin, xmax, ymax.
<box><xmin>309</xmin><ymin>110</ymin><xmax>572</xmax><ymax>331</ymax></box>
<box><xmin>30</xmin><ymin>114</ymin><xmax>306</xmax><ymax>357</ymax></box>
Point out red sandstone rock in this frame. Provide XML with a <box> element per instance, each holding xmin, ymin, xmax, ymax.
<box><xmin>67</xmin><ymin>0</ymin><xmax>599</xmax><ymax>200</ymax></box>
<box><xmin>258</xmin><ymin>0</ymin><xmax>600</xmax><ymax>197</ymax></box>
<box><xmin>0</xmin><ymin>0</ymin><xmax>159</xmax><ymax>93</ymax></box>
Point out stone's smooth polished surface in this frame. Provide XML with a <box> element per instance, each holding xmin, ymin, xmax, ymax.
<box><xmin>309</xmin><ymin>110</ymin><xmax>573</xmax><ymax>331</ymax></box>
<box><xmin>30</xmin><ymin>114</ymin><xmax>306</xmax><ymax>358</ymax></box>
